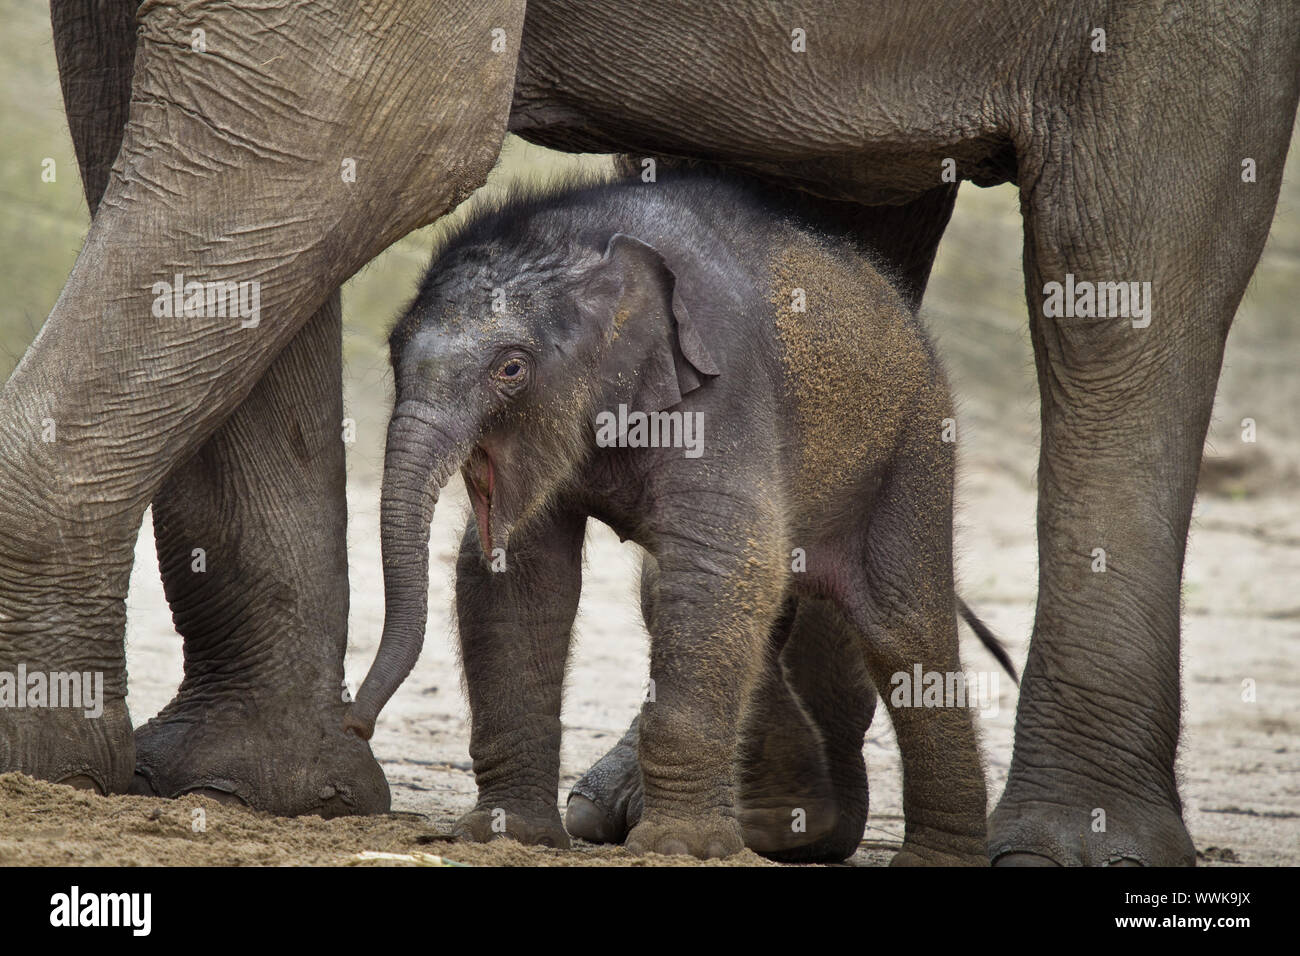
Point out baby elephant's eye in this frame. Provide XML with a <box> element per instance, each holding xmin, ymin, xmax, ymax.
<box><xmin>494</xmin><ymin>354</ymin><xmax>529</xmax><ymax>388</ymax></box>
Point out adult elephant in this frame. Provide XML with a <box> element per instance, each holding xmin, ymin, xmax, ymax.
<box><xmin>1</xmin><ymin>0</ymin><xmax>1295</xmax><ymax>863</ymax></box>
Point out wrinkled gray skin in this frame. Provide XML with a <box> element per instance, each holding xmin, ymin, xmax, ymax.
<box><xmin>348</xmin><ymin>174</ymin><xmax>984</xmax><ymax>862</ymax></box>
<box><xmin>1</xmin><ymin>0</ymin><xmax>1296</xmax><ymax>863</ymax></box>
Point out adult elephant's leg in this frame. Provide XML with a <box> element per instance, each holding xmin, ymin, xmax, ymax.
<box><xmin>0</xmin><ymin>0</ymin><xmax>142</xmax><ymax>795</ymax></box>
<box><xmin>992</xmin><ymin>17</ymin><xmax>1299</xmax><ymax>865</ymax></box>
<box><xmin>132</xmin><ymin>293</ymin><xmax>387</xmax><ymax>816</ymax></box>
<box><xmin>0</xmin><ymin>0</ymin><xmax>524</xmax><ymax>791</ymax></box>
<box><xmin>55</xmin><ymin>0</ymin><xmax>382</xmax><ymax>814</ymax></box>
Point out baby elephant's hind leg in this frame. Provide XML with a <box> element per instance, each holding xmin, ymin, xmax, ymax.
<box><xmin>843</xmin><ymin>415</ymin><xmax>989</xmax><ymax>866</ymax></box>
<box><xmin>568</xmin><ymin>564</ymin><xmax>873</xmax><ymax>862</ymax></box>
<box><xmin>749</xmin><ymin>597</ymin><xmax>876</xmax><ymax>862</ymax></box>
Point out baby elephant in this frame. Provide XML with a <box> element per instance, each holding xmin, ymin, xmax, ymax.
<box><xmin>348</xmin><ymin>171</ymin><xmax>995</xmax><ymax>864</ymax></box>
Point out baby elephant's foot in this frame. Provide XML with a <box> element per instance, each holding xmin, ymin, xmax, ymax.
<box><xmin>735</xmin><ymin>724</ymin><xmax>866</xmax><ymax>862</ymax></box>
<box><xmin>453</xmin><ymin>804</ymin><xmax>570</xmax><ymax>849</ymax></box>
<box><xmin>624</xmin><ymin>812</ymin><xmax>745</xmax><ymax>860</ymax></box>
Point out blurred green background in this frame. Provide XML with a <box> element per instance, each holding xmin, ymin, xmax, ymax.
<box><xmin>3</xmin><ymin>0</ymin><xmax>1296</xmax><ymax>489</ymax></box>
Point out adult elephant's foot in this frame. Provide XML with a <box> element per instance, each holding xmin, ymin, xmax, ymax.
<box><xmin>0</xmin><ymin>701</ymin><xmax>135</xmax><ymax>796</ymax></box>
<box><xmin>452</xmin><ymin>803</ymin><xmax>570</xmax><ymax>848</ymax></box>
<box><xmin>0</xmin><ymin>529</ymin><xmax>139</xmax><ymax>796</ymax></box>
<box><xmin>987</xmin><ymin>666</ymin><xmax>1194</xmax><ymax>867</ymax></box>
<box><xmin>130</xmin><ymin>696</ymin><xmax>388</xmax><ymax>818</ymax></box>
<box><xmin>989</xmin><ymin>793</ymin><xmax>1195</xmax><ymax>867</ymax></box>
<box><xmin>986</xmin><ymin>606</ymin><xmax>1195</xmax><ymax>866</ymax></box>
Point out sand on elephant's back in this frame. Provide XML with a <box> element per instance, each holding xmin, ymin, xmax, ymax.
<box><xmin>0</xmin><ymin>773</ymin><xmax>792</xmax><ymax>867</ymax></box>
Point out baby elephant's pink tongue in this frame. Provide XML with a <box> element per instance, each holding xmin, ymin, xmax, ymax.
<box><xmin>464</xmin><ymin>448</ymin><xmax>494</xmax><ymax>553</ymax></box>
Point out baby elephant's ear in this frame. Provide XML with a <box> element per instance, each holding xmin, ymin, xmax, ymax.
<box><xmin>588</xmin><ymin>233</ymin><xmax>721</xmax><ymax>411</ymax></box>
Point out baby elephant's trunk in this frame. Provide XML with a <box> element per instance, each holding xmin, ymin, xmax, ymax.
<box><xmin>346</xmin><ymin>402</ymin><xmax>470</xmax><ymax>739</ymax></box>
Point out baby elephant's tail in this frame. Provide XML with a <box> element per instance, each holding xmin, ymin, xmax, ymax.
<box><xmin>957</xmin><ymin>599</ymin><xmax>1019</xmax><ymax>686</ymax></box>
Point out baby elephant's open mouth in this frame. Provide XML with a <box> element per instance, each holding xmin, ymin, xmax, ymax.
<box><xmin>463</xmin><ymin>446</ymin><xmax>495</xmax><ymax>552</ymax></box>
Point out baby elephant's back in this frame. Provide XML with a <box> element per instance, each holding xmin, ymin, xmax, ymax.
<box><xmin>764</xmin><ymin>231</ymin><xmax>950</xmax><ymax>498</ymax></box>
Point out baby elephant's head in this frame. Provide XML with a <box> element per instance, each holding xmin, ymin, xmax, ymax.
<box><xmin>346</xmin><ymin>217</ymin><xmax>718</xmax><ymax>738</ymax></box>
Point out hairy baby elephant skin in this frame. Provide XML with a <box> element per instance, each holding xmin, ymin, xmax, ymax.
<box><xmin>355</xmin><ymin>170</ymin><xmax>991</xmax><ymax>863</ymax></box>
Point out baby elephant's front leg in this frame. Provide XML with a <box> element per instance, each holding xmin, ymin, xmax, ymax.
<box><xmin>453</xmin><ymin>511</ymin><xmax>586</xmax><ymax>849</ymax></box>
<box><xmin>629</xmin><ymin>534</ymin><xmax>784</xmax><ymax>859</ymax></box>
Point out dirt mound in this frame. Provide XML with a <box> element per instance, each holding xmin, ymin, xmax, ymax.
<box><xmin>0</xmin><ymin>773</ymin><xmax>779</xmax><ymax>867</ymax></box>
